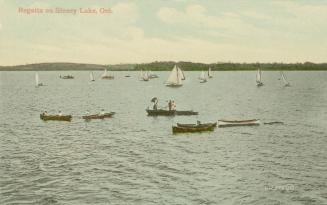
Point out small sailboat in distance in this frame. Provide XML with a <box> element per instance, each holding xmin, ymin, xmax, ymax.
<box><xmin>90</xmin><ymin>72</ymin><xmax>95</xmax><ymax>81</ymax></box>
<box><xmin>139</xmin><ymin>70</ymin><xmax>149</xmax><ymax>81</ymax></box>
<box><xmin>101</xmin><ymin>68</ymin><xmax>114</xmax><ymax>79</ymax></box>
<box><xmin>178</xmin><ymin>66</ymin><xmax>186</xmax><ymax>80</ymax></box>
<box><xmin>280</xmin><ymin>71</ymin><xmax>290</xmax><ymax>87</ymax></box>
<box><xmin>166</xmin><ymin>65</ymin><xmax>183</xmax><ymax>87</ymax></box>
<box><xmin>256</xmin><ymin>69</ymin><xmax>264</xmax><ymax>86</ymax></box>
<box><xmin>199</xmin><ymin>71</ymin><xmax>207</xmax><ymax>83</ymax></box>
<box><xmin>35</xmin><ymin>72</ymin><xmax>44</xmax><ymax>87</ymax></box>
<box><xmin>208</xmin><ymin>67</ymin><xmax>213</xmax><ymax>78</ymax></box>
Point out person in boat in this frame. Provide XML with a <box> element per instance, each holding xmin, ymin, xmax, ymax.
<box><xmin>44</xmin><ymin>111</ymin><xmax>48</xmax><ymax>116</ymax></box>
<box><xmin>171</xmin><ymin>101</ymin><xmax>176</xmax><ymax>110</ymax></box>
<box><xmin>153</xmin><ymin>100</ymin><xmax>158</xmax><ymax>110</ymax></box>
<box><xmin>100</xmin><ymin>109</ymin><xmax>105</xmax><ymax>116</ymax></box>
<box><xmin>168</xmin><ymin>100</ymin><xmax>172</xmax><ymax>111</ymax></box>
<box><xmin>58</xmin><ymin>111</ymin><xmax>62</xmax><ymax>116</ymax></box>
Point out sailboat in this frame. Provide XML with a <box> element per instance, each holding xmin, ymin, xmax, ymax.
<box><xmin>280</xmin><ymin>71</ymin><xmax>290</xmax><ymax>87</ymax></box>
<box><xmin>148</xmin><ymin>71</ymin><xmax>159</xmax><ymax>79</ymax></box>
<box><xmin>256</xmin><ymin>69</ymin><xmax>264</xmax><ymax>86</ymax></box>
<box><xmin>177</xmin><ymin>66</ymin><xmax>186</xmax><ymax>80</ymax></box>
<box><xmin>208</xmin><ymin>67</ymin><xmax>213</xmax><ymax>78</ymax></box>
<box><xmin>166</xmin><ymin>65</ymin><xmax>183</xmax><ymax>87</ymax></box>
<box><xmin>140</xmin><ymin>70</ymin><xmax>149</xmax><ymax>81</ymax></box>
<box><xmin>199</xmin><ymin>71</ymin><xmax>207</xmax><ymax>83</ymax></box>
<box><xmin>90</xmin><ymin>72</ymin><xmax>95</xmax><ymax>81</ymax></box>
<box><xmin>35</xmin><ymin>72</ymin><xmax>44</xmax><ymax>87</ymax></box>
<box><xmin>101</xmin><ymin>69</ymin><xmax>114</xmax><ymax>79</ymax></box>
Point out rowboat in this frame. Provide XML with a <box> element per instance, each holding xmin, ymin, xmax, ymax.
<box><xmin>217</xmin><ymin>119</ymin><xmax>260</xmax><ymax>127</ymax></box>
<box><xmin>172</xmin><ymin>123</ymin><xmax>216</xmax><ymax>133</ymax></box>
<box><xmin>40</xmin><ymin>114</ymin><xmax>72</xmax><ymax>121</ymax></box>
<box><xmin>82</xmin><ymin>112</ymin><xmax>115</xmax><ymax>120</ymax></box>
<box><xmin>177</xmin><ymin>122</ymin><xmax>217</xmax><ymax>128</ymax></box>
<box><xmin>146</xmin><ymin>109</ymin><xmax>198</xmax><ymax>116</ymax></box>
<box><xmin>60</xmin><ymin>75</ymin><xmax>74</xmax><ymax>79</ymax></box>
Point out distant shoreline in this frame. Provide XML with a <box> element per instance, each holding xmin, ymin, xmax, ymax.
<box><xmin>1</xmin><ymin>62</ymin><xmax>327</xmax><ymax>71</ymax></box>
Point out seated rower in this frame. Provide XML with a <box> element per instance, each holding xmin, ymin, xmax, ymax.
<box><xmin>58</xmin><ymin>111</ymin><xmax>62</xmax><ymax>116</ymax></box>
<box><xmin>100</xmin><ymin>109</ymin><xmax>105</xmax><ymax>115</ymax></box>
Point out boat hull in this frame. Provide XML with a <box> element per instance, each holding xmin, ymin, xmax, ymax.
<box><xmin>82</xmin><ymin>112</ymin><xmax>115</xmax><ymax>120</ymax></box>
<box><xmin>218</xmin><ymin>119</ymin><xmax>260</xmax><ymax>127</ymax></box>
<box><xmin>172</xmin><ymin>125</ymin><xmax>215</xmax><ymax>133</ymax></box>
<box><xmin>40</xmin><ymin>114</ymin><xmax>72</xmax><ymax>121</ymax></box>
<box><xmin>102</xmin><ymin>76</ymin><xmax>114</xmax><ymax>79</ymax></box>
<box><xmin>165</xmin><ymin>84</ymin><xmax>183</xmax><ymax>87</ymax></box>
<box><xmin>177</xmin><ymin>122</ymin><xmax>217</xmax><ymax>128</ymax></box>
<box><xmin>146</xmin><ymin>109</ymin><xmax>198</xmax><ymax>116</ymax></box>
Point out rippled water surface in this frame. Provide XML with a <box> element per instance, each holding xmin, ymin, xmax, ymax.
<box><xmin>1</xmin><ymin>71</ymin><xmax>326</xmax><ymax>204</ymax></box>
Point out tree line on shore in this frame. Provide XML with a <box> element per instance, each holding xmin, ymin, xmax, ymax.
<box><xmin>0</xmin><ymin>61</ymin><xmax>326</xmax><ymax>71</ymax></box>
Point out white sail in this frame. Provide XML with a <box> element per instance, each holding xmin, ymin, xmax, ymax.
<box><xmin>143</xmin><ymin>71</ymin><xmax>149</xmax><ymax>80</ymax></box>
<box><xmin>256</xmin><ymin>69</ymin><xmax>262</xmax><ymax>83</ymax></box>
<box><xmin>177</xmin><ymin>66</ymin><xmax>185</xmax><ymax>80</ymax></box>
<box><xmin>35</xmin><ymin>72</ymin><xmax>39</xmax><ymax>86</ymax></box>
<box><xmin>199</xmin><ymin>71</ymin><xmax>206</xmax><ymax>80</ymax></box>
<box><xmin>208</xmin><ymin>67</ymin><xmax>213</xmax><ymax>78</ymax></box>
<box><xmin>140</xmin><ymin>70</ymin><xmax>144</xmax><ymax>79</ymax></box>
<box><xmin>90</xmin><ymin>72</ymin><xmax>95</xmax><ymax>81</ymax></box>
<box><xmin>280</xmin><ymin>71</ymin><xmax>290</xmax><ymax>86</ymax></box>
<box><xmin>101</xmin><ymin>69</ymin><xmax>108</xmax><ymax>77</ymax></box>
<box><xmin>166</xmin><ymin>65</ymin><xmax>183</xmax><ymax>86</ymax></box>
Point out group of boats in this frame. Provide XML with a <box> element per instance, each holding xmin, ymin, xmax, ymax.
<box><xmin>139</xmin><ymin>70</ymin><xmax>159</xmax><ymax>81</ymax></box>
<box><xmin>144</xmin><ymin>98</ymin><xmax>261</xmax><ymax>134</ymax></box>
<box><xmin>34</xmin><ymin>65</ymin><xmax>290</xmax><ymax>88</ymax></box>
<box><xmin>39</xmin><ymin>96</ymin><xmax>262</xmax><ymax>134</ymax></box>
<box><xmin>256</xmin><ymin>69</ymin><xmax>291</xmax><ymax>87</ymax></box>
<box><xmin>40</xmin><ymin>111</ymin><xmax>115</xmax><ymax>122</ymax></box>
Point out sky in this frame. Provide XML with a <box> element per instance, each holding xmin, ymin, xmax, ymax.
<box><xmin>0</xmin><ymin>0</ymin><xmax>326</xmax><ymax>65</ymax></box>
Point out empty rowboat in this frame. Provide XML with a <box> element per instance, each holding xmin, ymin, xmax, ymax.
<box><xmin>82</xmin><ymin>112</ymin><xmax>115</xmax><ymax>120</ymax></box>
<box><xmin>177</xmin><ymin>122</ymin><xmax>217</xmax><ymax>128</ymax></box>
<box><xmin>217</xmin><ymin>119</ymin><xmax>260</xmax><ymax>127</ymax></box>
<box><xmin>172</xmin><ymin>123</ymin><xmax>216</xmax><ymax>133</ymax></box>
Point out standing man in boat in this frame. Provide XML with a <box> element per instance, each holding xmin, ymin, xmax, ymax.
<box><xmin>168</xmin><ymin>100</ymin><xmax>172</xmax><ymax>111</ymax></box>
<box><xmin>172</xmin><ymin>101</ymin><xmax>176</xmax><ymax>110</ymax></box>
<box><xmin>151</xmin><ymin>97</ymin><xmax>158</xmax><ymax>110</ymax></box>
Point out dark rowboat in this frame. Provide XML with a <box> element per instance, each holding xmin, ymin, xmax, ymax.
<box><xmin>146</xmin><ymin>109</ymin><xmax>198</xmax><ymax>116</ymax></box>
<box><xmin>217</xmin><ymin>119</ymin><xmax>260</xmax><ymax>127</ymax></box>
<box><xmin>40</xmin><ymin>114</ymin><xmax>72</xmax><ymax>121</ymax></box>
<box><xmin>60</xmin><ymin>75</ymin><xmax>74</xmax><ymax>79</ymax></box>
<box><xmin>172</xmin><ymin>124</ymin><xmax>216</xmax><ymax>133</ymax></box>
<box><xmin>146</xmin><ymin>109</ymin><xmax>175</xmax><ymax>116</ymax></box>
<box><xmin>102</xmin><ymin>76</ymin><xmax>114</xmax><ymax>79</ymax></box>
<box><xmin>175</xmin><ymin>110</ymin><xmax>198</xmax><ymax>115</ymax></box>
<box><xmin>82</xmin><ymin>112</ymin><xmax>115</xmax><ymax>120</ymax></box>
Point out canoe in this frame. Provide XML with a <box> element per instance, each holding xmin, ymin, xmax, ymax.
<box><xmin>217</xmin><ymin>119</ymin><xmax>260</xmax><ymax>127</ymax></box>
<box><xmin>177</xmin><ymin>122</ymin><xmax>217</xmax><ymax>128</ymax></box>
<box><xmin>61</xmin><ymin>75</ymin><xmax>74</xmax><ymax>79</ymax></box>
<box><xmin>146</xmin><ymin>109</ymin><xmax>175</xmax><ymax>116</ymax></box>
<box><xmin>146</xmin><ymin>109</ymin><xmax>198</xmax><ymax>116</ymax></box>
<box><xmin>175</xmin><ymin>110</ymin><xmax>198</xmax><ymax>115</ymax></box>
<box><xmin>82</xmin><ymin>112</ymin><xmax>115</xmax><ymax>120</ymax></box>
<box><xmin>172</xmin><ymin>124</ymin><xmax>216</xmax><ymax>133</ymax></box>
<box><xmin>40</xmin><ymin>114</ymin><xmax>72</xmax><ymax>121</ymax></box>
<box><xmin>102</xmin><ymin>76</ymin><xmax>114</xmax><ymax>79</ymax></box>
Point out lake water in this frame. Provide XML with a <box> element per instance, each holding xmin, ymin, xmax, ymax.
<box><xmin>0</xmin><ymin>71</ymin><xmax>326</xmax><ymax>205</ymax></box>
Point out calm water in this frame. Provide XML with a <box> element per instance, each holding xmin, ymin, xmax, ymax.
<box><xmin>0</xmin><ymin>71</ymin><xmax>326</xmax><ymax>205</ymax></box>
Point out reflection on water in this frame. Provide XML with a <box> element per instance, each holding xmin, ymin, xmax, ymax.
<box><xmin>0</xmin><ymin>71</ymin><xmax>326</xmax><ymax>204</ymax></box>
